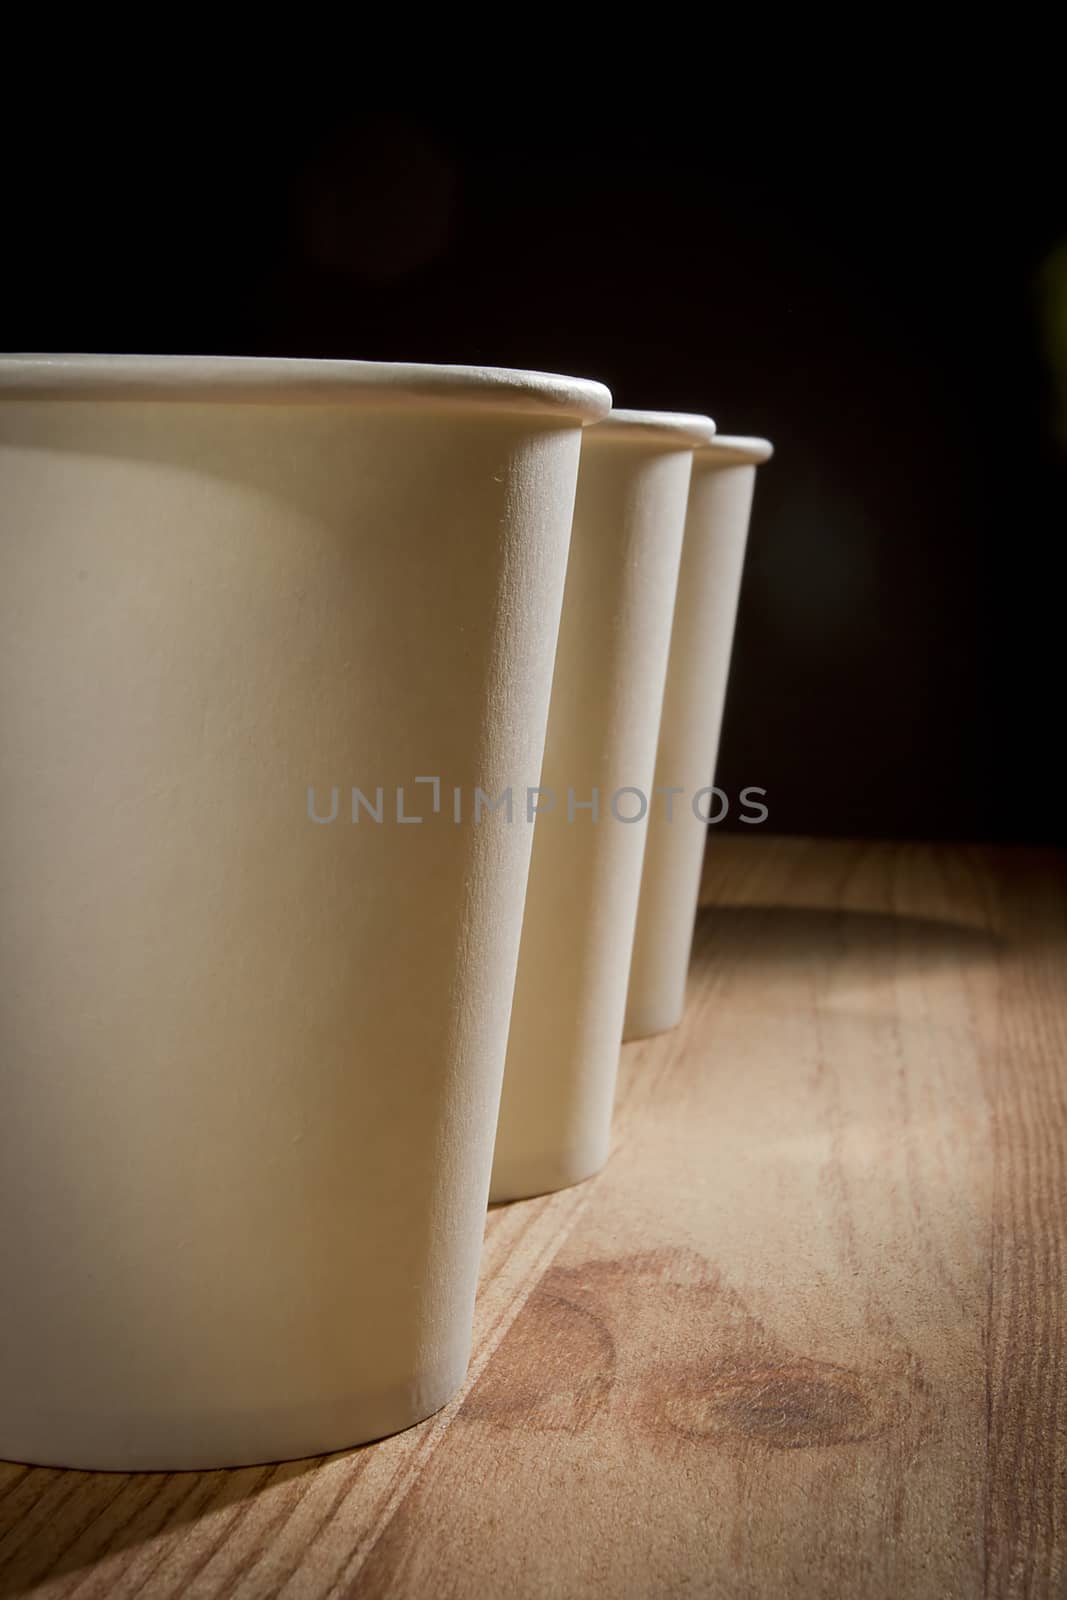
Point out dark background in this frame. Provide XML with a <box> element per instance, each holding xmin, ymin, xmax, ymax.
<box><xmin>5</xmin><ymin>78</ymin><xmax>1064</xmax><ymax>845</ymax></box>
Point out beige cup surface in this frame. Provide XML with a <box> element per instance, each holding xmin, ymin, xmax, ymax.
<box><xmin>490</xmin><ymin>411</ymin><xmax>714</xmax><ymax>1201</ymax></box>
<box><xmin>624</xmin><ymin>439</ymin><xmax>771</xmax><ymax>1041</ymax></box>
<box><xmin>0</xmin><ymin>359</ymin><xmax>608</xmax><ymax>1468</ymax></box>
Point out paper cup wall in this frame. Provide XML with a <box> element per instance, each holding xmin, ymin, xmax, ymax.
<box><xmin>490</xmin><ymin>410</ymin><xmax>716</xmax><ymax>1202</ymax></box>
<box><xmin>0</xmin><ymin>354</ymin><xmax>610</xmax><ymax>1470</ymax></box>
<box><xmin>624</xmin><ymin>435</ymin><xmax>773</xmax><ymax>1041</ymax></box>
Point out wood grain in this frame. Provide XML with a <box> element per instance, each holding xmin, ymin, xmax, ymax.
<box><xmin>1</xmin><ymin>836</ymin><xmax>1064</xmax><ymax>1599</ymax></box>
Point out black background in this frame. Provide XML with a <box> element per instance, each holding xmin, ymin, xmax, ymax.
<box><xmin>5</xmin><ymin>73</ymin><xmax>1064</xmax><ymax>845</ymax></box>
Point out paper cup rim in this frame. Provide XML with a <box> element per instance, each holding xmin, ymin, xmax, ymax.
<box><xmin>694</xmin><ymin>434</ymin><xmax>774</xmax><ymax>466</ymax></box>
<box><xmin>0</xmin><ymin>354</ymin><xmax>613</xmax><ymax>422</ymax></box>
<box><xmin>586</xmin><ymin>409</ymin><xmax>718</xmax><ymax>448</ymax></box>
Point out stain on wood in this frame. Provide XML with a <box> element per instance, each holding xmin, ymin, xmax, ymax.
<box><xmin>466</xmin><ymin>1248</ymin><xmax>925</xmax><ymax>1458</ymax></box>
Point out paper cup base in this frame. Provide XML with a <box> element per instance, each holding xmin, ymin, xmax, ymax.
<box><xmin>0</xmin><ymin>1351</ymin><xmax>470</xmax><ymax>1472</ymax></box>
<box><xmin>488</xmin><ymin>1141</ymin><xmax>610</xmax><ymax>1204</ymax></box>
<box><xmin>622</xmin><ymin>1004</ymin><xmax>684</xmax><ymax>1043</ymax></box>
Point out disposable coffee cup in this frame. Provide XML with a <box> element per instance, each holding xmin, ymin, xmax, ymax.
<box><xmin>490</xmin><ymin>410</ymin><xmax>716</xmax><ymax>1201</ymax></box>
<box><xmin>624</xmin><ymin>435</ymin><xmax>773</xmax><ymax>1041</ymax></box>
<box><xmin>0</xmin><ymin>353</ymin><xmax>610</xmax><ymax>1469</ymax></box>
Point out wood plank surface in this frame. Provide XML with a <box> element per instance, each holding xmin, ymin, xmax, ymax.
<box><xmin>1</xmin><ymin>836</ymin><xmax>1064</xmax><ymax>1599</ymax></box>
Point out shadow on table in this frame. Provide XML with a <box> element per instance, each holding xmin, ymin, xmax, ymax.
<box><xmin>0</xmin><ymin>1447</ymin><xmax>342</xmax><ymax>1598</ymax></box>
<box><xmin>689</xmin><ymin>902</ymin><xmax>1001</xmax><ymax>980</ymax></box>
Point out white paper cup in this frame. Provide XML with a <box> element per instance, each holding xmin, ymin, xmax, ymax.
<box><xmin>0</xmin><ymin>354</ymin><xmax>610</xmax><ymax>1469</ymax></box>
<box><xmin>490</xmin><ymin>410</ymin><xmax>716</xmax><ymax>1201</ymax></box>
<box><xmin>624</xmin><ymin>435</ymin><xmax>773</xmax><ymax>1041</ymax></box>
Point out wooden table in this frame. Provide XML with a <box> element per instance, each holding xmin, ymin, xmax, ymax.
<box><xmin>2</xmin><ymin>836</ymin><xmax>1064</xmax><ymax>1599</ymax></box>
